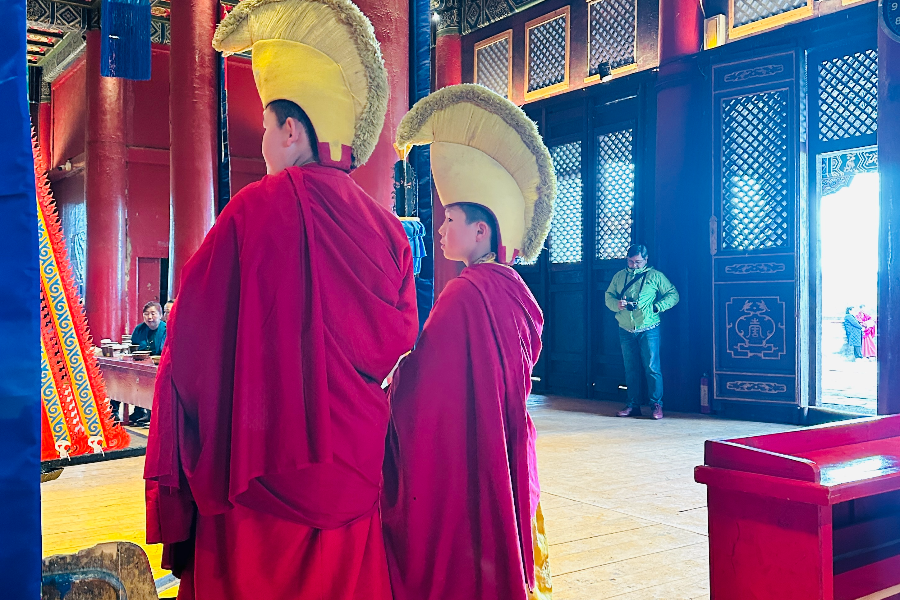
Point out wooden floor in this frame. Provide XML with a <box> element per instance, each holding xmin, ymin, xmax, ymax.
<box><xmin>41</xmin><ymin>396</ymin><xmax>793</xmax><ymax>599</ymax></box>
<box><xmin>531</xmin><ymin>396</ymin><xmax>792</xmax><ymax>599</ymax></box>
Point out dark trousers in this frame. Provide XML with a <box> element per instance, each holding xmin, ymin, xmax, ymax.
<box><xmin>109</xmin><ymin>400</ymin><xmax>149</xmax><ymax>421</ymax></box>
<box><xmin>619</xmin><ymin>326</ymin><xmax>663</xmax><ymax>408</ymax></box>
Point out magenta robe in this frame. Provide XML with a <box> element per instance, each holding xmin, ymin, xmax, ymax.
<box><xmin>382</xmin><ymin>262</ymin><xmax>544</xmax><ymax>600</ymax></box>
<box><xmin>144</xmin><ymin>164</ymin><xmax>418</xmax><ymax>600</ymax></box>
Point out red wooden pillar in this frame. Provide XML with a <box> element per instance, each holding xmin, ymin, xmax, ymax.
<box><xmin>84</xmin><ymin>30</ymin><xmax>126</xmax><ymax>341</ymax></box>
<box><xmin>169</xmin><ymin>0</ymin><xmax>217</xmax><ymax>298</ymax></box>
<box><xmin>351</xmin><ymin>0</ymin><xmax>410</xmax><ymax>210</ymax></box>
<box><xmin>658</xmin><ymin>0</ymin><xmax>701</xmax><ymax>62</ymax></box>
<box><xmin>432</xmin><ymin>24</ymin><xmax>464</xmax><ymax>295</ymax></box>
<box><xmin>878</xmin><ymin>26</ymin><xmax>900</xmax><ymax>415</ymax></box>
<box><xmin>653</xmin><ymin>0</ymin><xmax>704</xmax><ymax>411</ymax></box>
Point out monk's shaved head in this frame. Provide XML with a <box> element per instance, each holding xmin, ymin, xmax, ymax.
<box><xmin>445</xmin><ymin>203</ymin><xmax>498</xmax><ymax>254</ymax></box>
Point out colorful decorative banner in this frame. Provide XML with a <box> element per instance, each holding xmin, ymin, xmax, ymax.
<box><xmin>32</xmin><ymin>134</ymin><xmax>129</xmax><ymax>461</ymax></box>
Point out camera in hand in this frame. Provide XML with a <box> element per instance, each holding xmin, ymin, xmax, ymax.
<box><xmin>623</xmin><ymin>299</ymin><xmax>638</xmax><ymax>311</ymax></box>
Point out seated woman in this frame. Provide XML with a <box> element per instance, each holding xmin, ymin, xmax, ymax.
<box><xmin>132</xmin><ymin>301</ymin><xmax>167</xmax><ymax>356</ymax></box>
<box><xmin>114</xmin><ymin>301</ymin><xmax>167</xmax><ymax>425</ymax></box>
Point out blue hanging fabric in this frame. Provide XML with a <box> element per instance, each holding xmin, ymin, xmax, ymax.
<box><xmin>400</xmin><ymin>218</ymin><xmax>427</xmax><ymax>278</ymax></box>
<box><xmin>100</xmin><ymin>0</ymin><xmax>152</xmax><ymax>81</ymax></box>
<box><xmin>0</xmin><ymin>0</ymin><xmax>42</xmax><ymax>596</ymax></box>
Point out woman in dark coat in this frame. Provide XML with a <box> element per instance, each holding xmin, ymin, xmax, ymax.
<box><xmin>843</xmin><ymin>306</ymin><xmax>863</xmax><ymax>360</ymax></box>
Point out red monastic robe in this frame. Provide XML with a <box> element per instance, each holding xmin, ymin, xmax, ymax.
<box><xmin>144</xmin><ymin>164</ymin><xmax>418</xmax><ymax>600</ymax></box>
<box><xmin>381</xmin><ymin>262</ymin><xmax>548</xmax><ymax>600</ymax></box>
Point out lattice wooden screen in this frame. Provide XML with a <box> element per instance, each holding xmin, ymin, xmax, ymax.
<box><xmin>475</xmin><ymin>32</ymin><xmax>512</xmax><ymax>98</ymax></box>
<box><xmin>595</xmin><ymin>129</ymin><xmax>634</xmax><ymax>260</ymax></box>
<box><xmin>549</xmin><ymin>141</ymin><xmax>583</xmax><ymax>264</ymax></box>
<box><xmin>721</xmin><ymin>90</ymin><xmax>791</xmax><ymax>252</ymax></box>
<box><xmin>817</xmin><ymin>49</ymin><xmax>878</xmax><ymax>142</ymax></box>
<box><xmin>732</xmin><ymin>0</ymin><xmax>808</xmax><ymax>28</ymax></box>
<box><xmin>588</xmin><ymin>0</ymin><xmax>637</xmax><ymax>77</ymax></box>
<box><xmin>526</xmin><ymin>8</ymin><xmax>569</xmax><ymax>99</ymax></box>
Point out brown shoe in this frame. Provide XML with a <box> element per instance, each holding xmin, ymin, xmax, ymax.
<box><xmin>652</xmin><ymin>404</ymin><xmax>663</xmax><ymax>420</ymax></box>
<box><xmin>617</xmin><ymin>406</ymin><xmax>642</xmax><ymax>417</ymax></box>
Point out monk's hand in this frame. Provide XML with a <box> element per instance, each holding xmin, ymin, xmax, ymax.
<box><xmin>382</xmin><ymin>352</ymin><xmax>411</xmax><ymax>389</ymax></box>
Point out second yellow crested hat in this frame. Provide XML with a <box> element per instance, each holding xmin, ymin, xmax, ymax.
<box><xmin>213</xmin><ymin>0</ymin><xmax>388</xmax><ymax>170</ymax></box>
<box><xmin>396</xmin><ymin>84</ymin><xmax>556</xmax><ymax>265</ymax></box>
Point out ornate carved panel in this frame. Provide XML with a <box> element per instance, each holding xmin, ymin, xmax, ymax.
<box><xmin>474</xmin><ymin>31</ymin><xmax>511</xmax><ymax>98</ymax></box>
<box><xmin>725</xmin><ymin>296</ymin><xmax>787</xmax><ymax>360</ymax></box>
<box><xmin>40</xmin><ymin>30</ymin><xmax>86</xmax><ymax>82</ymax></box>
<box><xmin>462</xmin><ymin>0</ymin><xmax>542</xmax><ymax>34</ymax></box>
<box><xmin>26</xmin><ymin>0</ymin><xmax>89</xmax><ymax>66</ymax></box>
<box><xmin>27</xmin><ymin>0</ymin><xmax>90</xmax><ymax>31</ymax></box>
<box><xmin>594</xmin><ymin>128</ymin><xmax>634</xmax><ymax>260</ymax></box>
<box><xmin>434</xmin><ymin>0</ymin><xmax>462</xmax><ymax>32</ymax></box>
<box><xmin>588</xmin><ymin>0</ymin><xmax>637</xmax><ymax>77</ymax></box>
<box><xmin>715</xmin><ymin>254</ymin><xmax>795</xmax><ymax>281</ymax></box>
<box><xmin>817</xmin><ymin>49</ymin><xmax>878</xmax><ymax>143</ymax></box>
<box><xmin>820</xmin><ymin>147</ymin><xmax>878</xmax><ymax>197</ymax></box>
<box><xmin>716</xmin><ymin>372</ymin><xmax>795</xmax><ymax>402</ymax></box>
<box><xmin>549</xmin><ymin>141</ymin><xmax>583</xmax><ymax>264</ymax></box>
<box><xmin>151</xmin><ymin>20</ymin><xmax>171</xmax><ymax>45</ymax></box>
<box><xmin>716</xmin><ymin>281</ymin><xmax>797</xmax><ymax>375</ymax></box>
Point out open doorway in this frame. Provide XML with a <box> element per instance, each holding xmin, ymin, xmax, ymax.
<box><xmin>817</xmin><ymin>148</ymin><xmax>878</xmax><ymax>414</ymax></box>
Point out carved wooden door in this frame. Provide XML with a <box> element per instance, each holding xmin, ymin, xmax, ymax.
<box><xmin>710</xmin><ymin>50</ymin><xmax>808</xmax><ymax>417</ymax></box>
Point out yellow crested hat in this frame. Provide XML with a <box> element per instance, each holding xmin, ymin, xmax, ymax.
<box><xmin>213</xmin><ymin>0</ymin><xmax>388</xmax><ymax>170</ymax></box>
<box><xmin>395</xmin><ymin>84</ymin><xmax>556</xmax><ymax>265</ymax></box>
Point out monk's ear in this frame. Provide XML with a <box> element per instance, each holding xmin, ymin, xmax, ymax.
<box><xmin>285</xmin><ymin>117</ymin><xmax>304</xmax><ymax>145</ymax></box>
<box><xmin>475</xmin><ymin>221</ymin><xmax>489</xmax><ymax>241</ymax></box>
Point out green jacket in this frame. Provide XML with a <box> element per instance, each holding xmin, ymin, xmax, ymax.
<box><xmin>605</xmin><ymin>266</ymin><xmax>679</xmax><ymax>332</ymax></box>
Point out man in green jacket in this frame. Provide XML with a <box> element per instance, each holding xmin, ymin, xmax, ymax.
<box><xmin>605</xmin><ymin>244</ymin><xmax>679</xmax><ymax>419</ymax></box>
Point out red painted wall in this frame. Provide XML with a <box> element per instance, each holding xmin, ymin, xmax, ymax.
<box><xmin>128</xmin><ymin>47</ymin><xmax>171</xmax><ymax>149</ymax></box>
<box><xmin>225</xmin><ymin>57</ymin><xmax>266</xmax><ymax>194</ymax></box>
<box><xmin>50</xmin><ymin>55</ymin><xmax>86</xmax><ymax>170</ymax></box>
<box><xmin>124</xmin><ymin>47</ymin><xmax>173</xmax><ymax>329</ymax></box>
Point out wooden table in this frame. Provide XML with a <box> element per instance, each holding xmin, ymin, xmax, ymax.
<box><xmin>97</xmin><ymin>357</ymin><xmax>157</xmax><ymax>425</ymax></box>
<box><xmin>695</xmin><ymin>415</ymin><xmax>900</xmax><ymax>600</ymax></box>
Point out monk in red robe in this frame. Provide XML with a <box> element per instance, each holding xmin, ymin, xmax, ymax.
<box><xmin>144</xmin><ymin>1</ymin><xmax>417</xmax><ymax>598</ymax></box>
<box><xmin>382</xmin><ymin>85</ymin><xmax>557</xmax><ymax>600</ymax></box>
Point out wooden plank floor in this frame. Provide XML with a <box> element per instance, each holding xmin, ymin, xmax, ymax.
<box><xmin>40</xmin><ymin>396</ymin><xmax>793</xmax><ymax>599</ymax></box>
<box><xmin>530</xmin><ymin>396</ymin><xmax>793</xmax><ymax>599</ymax></box>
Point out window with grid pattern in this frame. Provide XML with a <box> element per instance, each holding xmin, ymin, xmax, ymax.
<box><xmin>817</xmin><ymin>49</ymin><xmax>877</xmax><ymax>142</ymax></box>
<box><xmin>475</xmin><ymin>36</ymin><xmax>511</xmax><ymax>98</ymax></box>
<box><xmin>721</xmin><ymin>90</ymin><xmax>791</xmax><ymax>251</ymax></box>
<box><xmin>595</xmin><ymin>129</ymin><xmax>635</xmax><ymax>260</ymax></box>
<box><xmin>732</xmin><ymin>0</ymin><xmax>807</xmax><ymax>28</ymax></box>
<box><xmin>588</xmin><ymin>0</ymin><xmax>636</xmax><ymax>76</ymax></box>
<box><xmin>527</xmin><ymin>15</ymin><xmax>567</xmax><ymax>93</ymax></box>
<box><xmin>549</xmin><ymin>141</ymin><xmax>583</xmax><ymax>264</ymax></box>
